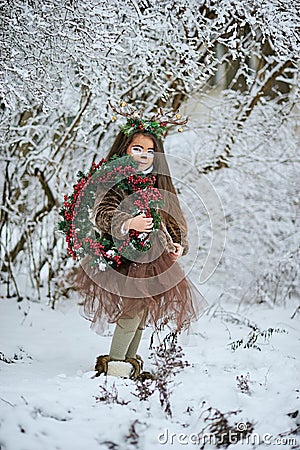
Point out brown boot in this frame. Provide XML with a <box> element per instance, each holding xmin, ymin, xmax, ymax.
<box><xmin>125</xmin><ymin>356</ymin><xmax>157</xmax><ymax>381</ymax></box>
<box><xmin>124</xmin><ymin>357</ymin><xmax>142</xmax><ymax>380</ymax></box>
<box><xmin>126</xmin><ymin>356</ymin><xmax>156</xmax><ymax>381</ymax></box>
<box><xmin>94</xmin><ymin>354</ymin><xmax>111</xmax><ymax>377</ymax></box>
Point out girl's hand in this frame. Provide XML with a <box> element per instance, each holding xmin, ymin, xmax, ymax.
<box><xmin>170</xmin><ymin>243</ymin><xmax>183</xmax><ymax>262</ymax></box>
<box><xmin>125</xmin><ymin>213</ymin><xmax>153</xmax><ymax>232</ymax></box>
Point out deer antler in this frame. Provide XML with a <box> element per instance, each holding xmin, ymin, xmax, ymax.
<box><xmin>109</xmin><ymin>100</ymin><xmax>139</xmax><ymax>118</ymax></box>
<box><xmin>108</xmin><ymin>100</ymin><xmax>188</xmax><ymax>137</ymax></box>
<box><xmin>150</xmin><ymin>108</ymin><xmax>188</xmax><ymax>125</ymax></box>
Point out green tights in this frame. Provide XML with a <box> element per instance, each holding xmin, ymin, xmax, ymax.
<box><xmin>109</xmin><ymin>310</ymin><xmax>147</xmax><ymax>360</ymax></box>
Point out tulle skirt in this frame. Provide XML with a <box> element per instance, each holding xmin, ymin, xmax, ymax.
<box><xmin>74</xmin><ymin>234</ymin><xmax>209</xmax><ymax>335</ymax></box>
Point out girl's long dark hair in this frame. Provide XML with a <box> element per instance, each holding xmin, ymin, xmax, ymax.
<box><xmin>106</xmin><ymin>130</ymin><xmax>188</xmax><ymax>236</ymax></box>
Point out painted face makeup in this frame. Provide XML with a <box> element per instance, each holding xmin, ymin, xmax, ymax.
<box><xmin>126</xmin><ymin>134</ymin><xmax>155</xmax><ymax>171</ymax></box>
<box><xmin>130</xmin><ymin>146</ymin><xmax>154</xmax><ymax>158</ymax></box>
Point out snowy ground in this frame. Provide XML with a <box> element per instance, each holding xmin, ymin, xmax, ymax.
<box><xmin>0</xmin><ymin>288</ymin><xmax>299</xmax><ymax>450</ymax></box>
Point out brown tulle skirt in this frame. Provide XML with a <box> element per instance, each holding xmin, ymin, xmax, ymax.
<box><xmin>74</xmin><ymin>236</ymin><xmax>209</xmax><ymax>335</ymax></box>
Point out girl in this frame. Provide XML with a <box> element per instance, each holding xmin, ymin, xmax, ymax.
<box><xmin>76</xmin><ymin>109</ymin><xmax>208</xmax><ymax>380</ymax></box>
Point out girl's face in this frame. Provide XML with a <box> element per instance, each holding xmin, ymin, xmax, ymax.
<box><xmin>126</xmin><ymin>134</ymin><xmax>154</xmax><ymax>171</ymax></box>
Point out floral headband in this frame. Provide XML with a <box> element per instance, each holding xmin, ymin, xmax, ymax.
<box><xmin>109</xmin><ymin>100</ymin><xmax>188</xmax><ymax>140</ymax></box>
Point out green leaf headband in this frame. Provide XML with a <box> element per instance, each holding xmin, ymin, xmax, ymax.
<box><xmin>109</xmin><ymin>100</ymin><xmax>188</xmax><ymax>140</ymax></box>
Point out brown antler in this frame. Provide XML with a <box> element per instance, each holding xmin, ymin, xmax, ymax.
<box><xmin>162</xmin><ymin>116</ymin><xmax>188</xmax><ymax>125</ymax></box>
<box><xmin>109</xmin><ymin>100</ymin><xmax>139</xmax><ymax>118</ymax></box>
<box><xmin>150</xmin><ymin>108</ymin><xmax>188</xmax><ymax>125</ymax></box>
<box><xmin>150</xmin><ymin>107</ymin><xmax>164</xmax><ymax>121</ymax></box>
<box><xmin>109</xmin><ymin>100</ymin><xmax>188</xmax><ymax>126</ymax></box>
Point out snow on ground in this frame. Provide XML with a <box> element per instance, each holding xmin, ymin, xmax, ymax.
<box><xmin>0</xmin><ymin>289</ymin><xmax>299</xmax><ymax>450</ymax></box>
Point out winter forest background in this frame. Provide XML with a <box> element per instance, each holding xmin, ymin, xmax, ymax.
<box><xmin>0</xmin><ymin>1</ymin><xmax>299</xmax><ymax>449</ymax></box>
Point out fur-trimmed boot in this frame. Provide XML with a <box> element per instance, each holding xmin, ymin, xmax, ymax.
<box><xmin>94</xmin><ymin>354</ymin><xmax>111</xmax><ymax>377</ymax></box>
<box><xmin>124</xmin><ymin>356</ymin><xmax>157</xmax><ymax>381</ymax></box>
<box><xmin>94</xmin><ymin>355</ymin><xmax>142</xmax><ymax>380</ymax></box>
<box><xmin>124</xmin><ymin>357</ymin><xmax>142</xmax><ymax>380</ymax></box>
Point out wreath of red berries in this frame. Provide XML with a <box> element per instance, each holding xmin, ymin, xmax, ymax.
<box><xmin>58</xmin><ymin>155</ymin><xmax>163</xmax><ymax>270</ymax></box>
